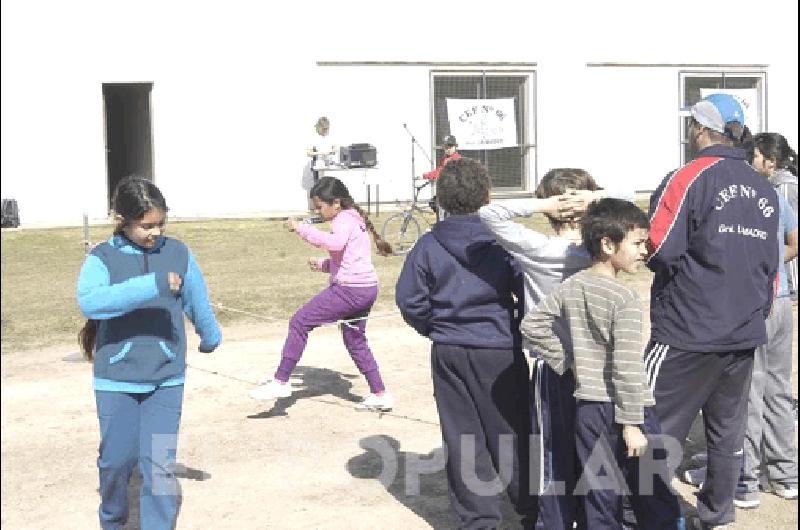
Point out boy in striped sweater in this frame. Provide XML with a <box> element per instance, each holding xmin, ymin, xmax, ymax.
<box><xmin>520</xmin><ymin>198</ymin><xmax>681</xmax><ymax>529</ymax></box>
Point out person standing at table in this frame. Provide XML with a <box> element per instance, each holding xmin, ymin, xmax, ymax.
<box><xmin>303</xmin><ymin>117</ymin><xmax>339</xmax><ymax>216</ymax></box>
<box><xmin>307</xmin><ymin>116</ymin><xmax>338</xmax><ymax>183</ymax></box>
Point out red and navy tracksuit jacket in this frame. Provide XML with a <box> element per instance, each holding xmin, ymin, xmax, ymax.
<box><xmin>647</xmin><ymin>144</ymin><xmax>779</xmax><ymax>352</ymax></box>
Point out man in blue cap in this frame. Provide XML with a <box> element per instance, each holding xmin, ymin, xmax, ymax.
<box><xmin>644</xmin><ymin>93</ymin><xmax>779</xmax><ymax>529</ymax></box>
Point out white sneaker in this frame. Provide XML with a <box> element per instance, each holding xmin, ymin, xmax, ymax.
<box><xmin>733</xmin><ymin>485</ymin><xmax>761</xmax><ymax>509</ymax></box>
<box><xmin>355</xmin><ymin>391</ymin><xmax>394</xmax><ymax>412</ymax></box>
<box><xmin>683</xmin><ymin>466</ymin><xmax>706</xmax><ymax>487</ymax></box>
<box><xmin>249</xmin><ymin>379</ymin><xmax>292</xmax><ymax>400</ymax></box>
<box><xmin>765</xmin><ymin>480</ymin><xmax>798</xmax><ymax>500</ymax></box>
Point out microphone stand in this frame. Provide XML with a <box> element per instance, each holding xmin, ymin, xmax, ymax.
<box><xmin>402</xmin><ymin>123</ymin><xmax>434</xmax><ymax>203</ymax></box>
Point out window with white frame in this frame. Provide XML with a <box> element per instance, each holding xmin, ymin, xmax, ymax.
<box><xmin>679</xmin><ymin>71</ymin><xmax>766</xmax><ymax>164</ymax></box>
<box><xmin>431</xmin><ymin>70</ymin><xmax>536</xmax><ymax>192</ymax></box>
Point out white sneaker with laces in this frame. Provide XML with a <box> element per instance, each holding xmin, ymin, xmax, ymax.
<box><xmin>683</xmin><ymin>466</ymin><xmax>706</xmax><ymax>487</ymax></box>
<box><xmin>355</xmin><ymin>391</ymin><xmax>394</xmax><ymax>411</ymax></box>
<box><xmin>249</xmin><ymin>379</ymin><xmax>292</xmax><ymax>400</ymax></box>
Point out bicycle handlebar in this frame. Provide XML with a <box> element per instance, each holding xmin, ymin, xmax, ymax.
<box><xmin>414</xmin><ymin>179</ymin><xmax>431</xmax><ymax>190</ymax></box>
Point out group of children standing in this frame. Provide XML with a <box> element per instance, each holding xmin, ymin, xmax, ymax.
<box><xmin>77</xmin><ymin>95</ymin><xmax>796</xmax><ymax>529</ymax></box>
<box><xmin>392</xmin><ymin>94</ymin><xmax>796</xmax><ymax>530</ymax></box>
<box><xmin>397</xmin><ymin>159</ymin><xmax>681</xmax><ymax>529</ymax></box>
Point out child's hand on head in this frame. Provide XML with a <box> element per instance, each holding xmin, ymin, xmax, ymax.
<box><xmin>622</xmin><ymin>424</ymin><xmax>649</xmax><ymax>457</ymax></box>
<box><xmin>168</xmin><ymin>272</ymin><xmax>183</xmax><ymax>295</ymax></box>
<box><xmin>556</xmin><ymin>189</ymin><xmax>603</xmax><ymax>219</ymax></box>
<box><xmin>538</xmin><ymin>196</ymin><xmax>563</xmax><ymax>218</ymax></box>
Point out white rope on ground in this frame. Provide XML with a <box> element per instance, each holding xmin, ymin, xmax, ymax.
<box><xmin>213</xmin><ymin>301</ymin><xmax>401</xmax><ymax>329</ymax></box>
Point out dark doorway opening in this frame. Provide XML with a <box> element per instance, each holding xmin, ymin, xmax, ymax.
<box><xmin>102</xmin><ymin>83</ymin><xmax>154</xmax><ymax>211</ymax></box>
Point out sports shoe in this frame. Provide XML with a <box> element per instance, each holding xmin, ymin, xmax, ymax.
<box><xmin>763</xmin><ymin>480</ymin><xmax>798</xmax><ymax>500</ymax></box>
<box><xmin>683</xmin><ymin>466</ymin><xmax>706</xmax><ymax>487</ymax></box>
<box><xmin>733</xmin><ymin>486</ymin><xmax>760</xmax><ymax>509</ymax></box>
<box><xmin>355</xmin><ymin>391</ymin><xmax>394</xmax><ymax>412</ymax></box>
<box><xmin>249</xmin><ymin>379</ymin><xmax>292</xmax><ymax>400</ymax></box>
<box><xmin>689</xmin><ymin>516</ymin><xmax>732</xmax><ymax>529</ymax></box>
<box><xmin>690</xmin><ymin>453</ymin><xmax>708</xmax><ymax>467</ymax></box>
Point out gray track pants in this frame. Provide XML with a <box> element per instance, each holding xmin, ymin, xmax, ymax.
<box><xmin>741</xmin><ymin>297</ymin><xmax>798</xmax><ymax>490</ymax></box>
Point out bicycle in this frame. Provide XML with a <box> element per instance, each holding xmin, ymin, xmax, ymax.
<box><xmin>381</xmin><ymin>178</ymin><xmax>438</xmax><ymax>255</ymax></box>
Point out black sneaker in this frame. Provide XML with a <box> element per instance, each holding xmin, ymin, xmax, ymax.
<box><xmin>689</xmin><ymin>516</ymin><xmax>732</xmax><ymax>529</ymax></box>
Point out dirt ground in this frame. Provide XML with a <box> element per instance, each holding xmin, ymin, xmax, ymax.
<box><xmin>2</xmin><ymin>306</ymin><xmax>797</xmax><ymax>529</ymax></box>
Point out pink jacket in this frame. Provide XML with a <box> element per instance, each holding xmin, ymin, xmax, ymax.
<box><xmin>295</xmin><ymin>208</ymin><xmax>379</xmax><ymax>287</ymax></box>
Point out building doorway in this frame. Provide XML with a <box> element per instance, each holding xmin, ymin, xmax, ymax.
<box><xmin>102</xmin><ymin>83</ymin><xmax>154</xmax><ymax>210</ymax></box>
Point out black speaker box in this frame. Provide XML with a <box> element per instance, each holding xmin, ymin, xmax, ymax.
<box><xmin>339</xmin><ymin>144</ymin><xmax>377</xmax><ymax>168</ymax></box>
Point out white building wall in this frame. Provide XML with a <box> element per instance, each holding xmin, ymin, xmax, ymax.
<box><xmin>2</xmin><ymin>1</ymin><xmax>797</xmax><ymax>226</ymax></box>
<box><xmin>312</xmin><ymin>65</ymin><xmax>437</xmax><ymax>207</ymax></box>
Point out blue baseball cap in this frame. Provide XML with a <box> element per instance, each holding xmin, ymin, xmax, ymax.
<box><xmin>686</xmin><ymin>93</ymin><xmax>745</xmax><ymax>134</ymax></box>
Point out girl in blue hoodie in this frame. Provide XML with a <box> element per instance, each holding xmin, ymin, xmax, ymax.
<box><xmin>77</xmin><ymin>176</ymin><xmax>221</xmax><ymax>530</ymax></box>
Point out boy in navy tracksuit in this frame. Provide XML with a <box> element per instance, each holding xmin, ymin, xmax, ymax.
<box><xmin>396</xmin><ymin>158</ymin><xmax>535</xmax><ymax>529</ymax></box>
<box><xmin>645</xmin><ymin>94</ymin><xmax>779</xmax><ymax>529</ymax></box>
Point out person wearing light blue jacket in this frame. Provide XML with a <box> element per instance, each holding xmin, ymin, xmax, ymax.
<box><xmin>77</xmin><ymin>176</ymin><xmax>221</xmax><ymax>530</ymax></box>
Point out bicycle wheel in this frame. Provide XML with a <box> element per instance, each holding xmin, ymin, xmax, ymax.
<box><xmin>381</xmin><ymin>212</ymin><xmax>422</xmax><ymax>255</ymax></box>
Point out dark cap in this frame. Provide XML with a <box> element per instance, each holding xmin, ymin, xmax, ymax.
<box><xmin>442</xmin><ymin>135</ymin><xmax>457</xmax><ymax>146</ymax></box>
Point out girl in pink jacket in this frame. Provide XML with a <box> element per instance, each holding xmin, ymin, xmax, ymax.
<box><xmin>250</xmin><ymin>177</ymin><xmax>394</xmax><ymax>411</ymax></box>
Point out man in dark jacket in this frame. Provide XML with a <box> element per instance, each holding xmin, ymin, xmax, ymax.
<box><xmin>645</xmin><ymin>93</ymin><xmax>780</xmax><ymax>530</ymax></box>
<box><xmin>396</xmin><ymin>157</ymin><xmax>535</xmax><ymax>529</ymax></box>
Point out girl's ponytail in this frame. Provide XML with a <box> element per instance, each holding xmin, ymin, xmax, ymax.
<box><xmin>350</xmin><ymin>203</ymin><xmax>393</xmax><ymax>256</ymax></box>
<box><xmin>78</xmin><ymin>319</ymin><xmax>97</xmax><ymax>361</ymax></box>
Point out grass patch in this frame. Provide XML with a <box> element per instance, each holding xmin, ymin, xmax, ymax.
<box><xmin>1</xmin><ymin>203</ymin><xmax>653</xmax><ymax>355</ymax></box>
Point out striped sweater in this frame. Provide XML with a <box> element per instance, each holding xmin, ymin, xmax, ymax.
<box><xmin>520</xmin><ymin>269</ymin><xmax>654</xmax><ymax>424</ymax></box>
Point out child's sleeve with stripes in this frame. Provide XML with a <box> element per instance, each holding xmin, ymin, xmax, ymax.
<box><xmin>611</xmin><ymin>292</ymin><xmax>648</xmax><ymax>425</ymax></box>
<box><xmin>519</xmin><ymin>287</ymin><xmax>568</xmax><ymax>375</ymax></box>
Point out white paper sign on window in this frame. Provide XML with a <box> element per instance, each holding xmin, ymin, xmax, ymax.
<box><xmin>445</xmin><ymin>98</ymin><xmax>518</xmax><ymax>150</ymax></box>
<box><xmin>700</xmin><ymin>88</ymin><xmax>759</xmax><ymax>133</ymax></box>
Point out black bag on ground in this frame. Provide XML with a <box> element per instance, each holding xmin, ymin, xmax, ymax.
<box><xmin>1</xmin><ymin>199</ymin><xmax>20</xmax><ymax>228</ymax></box>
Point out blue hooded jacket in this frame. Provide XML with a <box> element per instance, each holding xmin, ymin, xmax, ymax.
<box><xmin>395</xmin><ymin>214</ymin><xmax>523</xmax><ymax>349</ymax></box>
<box><xmin>78</xmin><ymin>234</ymin><xmax>222</xmax><ymax>390</ymax></box>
